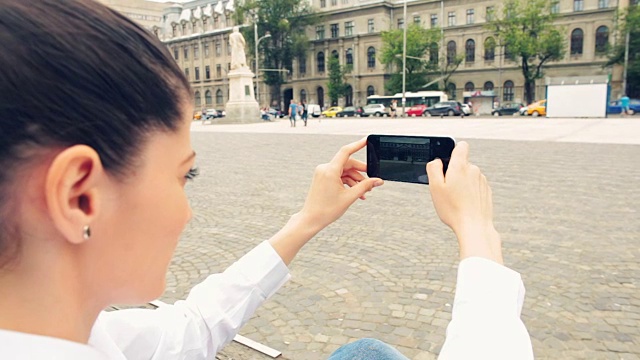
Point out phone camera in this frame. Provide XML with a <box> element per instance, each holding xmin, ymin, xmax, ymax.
<box><xmin>436</xmin><ymin>141</ymin><xmax>441</xmax><ymax>146</ymax></box>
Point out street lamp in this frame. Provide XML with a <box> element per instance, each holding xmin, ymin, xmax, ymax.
<box><xmin>254</xmin><ymin>17</ymin><xmax>271</xmax><ymax>105</ymax></box>
<box><xmin>401</xmin><ymin>0</ymin><xmax>407</xmax><ymax>116</ymax></box>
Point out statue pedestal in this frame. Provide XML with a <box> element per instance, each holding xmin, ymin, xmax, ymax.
<box><xmin>220</xmin><ymin>67</ymin><xmax>260</xmax><ymax>124</ymax></box>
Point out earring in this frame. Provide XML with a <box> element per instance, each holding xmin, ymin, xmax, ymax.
<box><xmin>83</xmin><ymin>225</ymin><xmax>91</xmax><ymax>240</ymax></box>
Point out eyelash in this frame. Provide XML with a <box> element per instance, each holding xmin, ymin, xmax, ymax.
<box><xmin>185</xmin><ymin>167</ymin><xmax>199</xmax><ymax>181</ymax></box>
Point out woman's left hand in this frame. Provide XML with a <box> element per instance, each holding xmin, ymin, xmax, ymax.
<box><xmin>299</xmin><ymin>137</ymin><xmax>384</xmax><ymax>232</ymax></box>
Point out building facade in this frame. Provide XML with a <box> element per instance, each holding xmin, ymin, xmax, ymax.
<box><xmin>140</xmin><ymin>0</ymin><xmax>624</xmax><ymax>110</ymax></box>
<box><xmin>96</xmin><ymin>0</ymin><xmax>165</xmax><ymax>30</ymax></box>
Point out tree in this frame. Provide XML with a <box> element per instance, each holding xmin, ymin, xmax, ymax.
<box><xmin>234</xmin><ymin>0</ymin><xmax>319</xmax><ymax>106</ymax></box>
<box><xmin>487</xmin><ymin>0</ymin><xmax>565</xmax><ymax>104</ymax></box>
<box><xmin>380</xmin><ymin>24</ymin><xmax>441</xmax><ymax>94</ymax></box>
<box><xmin>608</xmin><ymin>6</ymin><xmax>640</xmax><ymax>97</ymax></box>
<box><xmin>327</xmin><ymin>56</ymin><xmax>348</xmax><ymax>106</ymax></box>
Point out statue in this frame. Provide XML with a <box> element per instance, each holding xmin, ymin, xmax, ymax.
<box><xmin>229</xmin><ymin>26</ymin><xmax>247</xmax><ymax>70</ymax></box>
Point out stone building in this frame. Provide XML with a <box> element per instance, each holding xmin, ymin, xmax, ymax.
<box><xmin>96</xmin><ymin>0</ymin><xmax>165</xmax><ymax>30</ymax></box>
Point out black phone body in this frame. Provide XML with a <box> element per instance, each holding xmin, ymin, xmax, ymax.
<box><xmin>367</xmin><ymin>135</ymin><xmax>456</xmax><ymax>185</ymax></box>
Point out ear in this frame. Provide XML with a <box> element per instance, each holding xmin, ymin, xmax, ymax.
<box><xmin>45</xmin><ymin>145</ymin><xmax>104</xmax><ymax>245</ymax></box>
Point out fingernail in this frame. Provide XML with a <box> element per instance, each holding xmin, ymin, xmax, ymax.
<box><xmin>374</xmin><ymin>179</ymin><xmax>384</xmax><ymax>187</ymax></box>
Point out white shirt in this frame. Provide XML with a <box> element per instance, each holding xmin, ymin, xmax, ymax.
<box><xmin>0</xmin><ymin>242</ymin><xmax>533</xmax><ymax>359</ymax></box>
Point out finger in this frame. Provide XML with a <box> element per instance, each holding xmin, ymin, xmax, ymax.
<box><xmin>342</xmin><ymin>176</ymin><xmax>358</xmax><ymax>188</ymax></box>
<box><xmin>345</xmin><ymin>158</ymin><xmax>367</xmax><ymax>173</ymax></box>
<box><xmin>347</xmin><ymin>177</ymin><xmax>383</xmax><ymax>202</ymax></box>
<box><xmin>343</xmin><ymin>169</ymin><xmax>366</xmax><ymax>182</ymax></box>
<box><xmin>427</xmin><ymin>158</ymin><xmax>445</xmax><ymax>185</ymax></box>
<box><xmin>330</xmin><ymin>137</ymin><xmax>367</xmax><ymax>170</ymax></box>
<box><xmin>449</xmin><ymin>141</ymin><xmax>470</xmax><ymax>169</ymax></box>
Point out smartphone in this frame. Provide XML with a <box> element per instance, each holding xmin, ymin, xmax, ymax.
<box><xmin>367</xmin><ymin>135</ymin><xmax>456</xmax><ymax>185</ymax></box>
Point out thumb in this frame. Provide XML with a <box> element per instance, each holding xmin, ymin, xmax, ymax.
<box><xmin>427</xmin><ymin>159</ymin><xmax>445</xmax><ymax>185</ymax></box>
<box><xmin>348</xmin><ymin>177</ymin><xmax>384</xmax><ymax>201</ymax></box>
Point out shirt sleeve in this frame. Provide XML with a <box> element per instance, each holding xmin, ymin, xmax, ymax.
<box><xmin>438</xmin><ymin>257</ymin><xmax>534</xmax><ymax>360</ymax></box>
<box><xmin>96</xmin><ymin>240</ymin><xmax>291</xmax><ymax>360</ymax></box>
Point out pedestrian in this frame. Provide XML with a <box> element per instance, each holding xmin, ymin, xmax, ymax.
<box><xmin>390</xmin><ymin>99</ymin><xmax>397</xmax><ymax>118</ymax></box>
<box><xmin>301</xmin><ymin>100</ymin><xmax>308</xmax><ymax>126</ymax></box>
<box><xmin>289</xmin><ymin>99</ymin><xmax>298</xmax><ymax>127</ymax></box>
<box><xmin>0</xmin><ymin>1</ymin><xmax>534</xmax><ymax>359</ymax></box>
<box><xmin>621</xmin><ymin>94</ymin><xmax>630</xmax><ymax>116</ymax></box>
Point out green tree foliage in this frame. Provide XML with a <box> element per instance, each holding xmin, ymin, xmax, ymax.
<box><xmin>487</xmin><ymin>0</ymin><xmax>565</xmax><ymax>104</ymax></box>
<box><xmin>234</xmin><ymin>0</ymin><xmax>319</xmax><ymax>104</ymax></box>
<box><xmin>327</xmin><ymin>56</ymin><xmax>348</xmax><ymax>106</ymax></box>
<box><xmin>608</xmin><ymin>6</ymin><xmax>640</xmax><ymax>97</ymax></box>
<box><xmin>380</xmin><ymin>24</ymin><xmax>441</xmax><ymax>94</ymax></box>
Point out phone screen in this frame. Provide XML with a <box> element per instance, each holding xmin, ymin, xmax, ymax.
<box><xmin>367</xmin><ymin>135</ymin><xmax>456</xmax><ymax>185</ymax></box>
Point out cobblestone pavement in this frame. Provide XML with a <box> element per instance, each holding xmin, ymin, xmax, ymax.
<box><xmin>159</xmin><ymin>120</ymin><xmax>639</xmax><ymax>359</ymax></box>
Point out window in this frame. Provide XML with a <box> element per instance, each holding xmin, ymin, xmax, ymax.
<box><xmin>202</xmin><ymin>18</ymin><xmax>208</xmax><ymax>30</ymax></box>
<box><xmin>596</xmin><ymin>26</ymin><xmax>609</xmax><ymax>53</ymax></box>
<box><xmin>205</xmin><ymin>65</ymin><xmax>210</xmax><ymax>79</ymax></box>
<box><xmin>331</xmin><ymin>23</ymin><xmax>339</xmax><ymax>38</ymax></box>
<box><xmin>367</xmin><ymin>47</ymin><xmax>376</xmax><ymax>68</ymax></box>
<box><xmin>346</xmin><ymin>48</ymin><xmax>353</xmax><ymax>65</ymax></box>
<box><xmin>465</xmin><ymin>39</ymin><xmax>475</xmax><ymax>62</ymax></box>
<box><xmin>431</xmin><ymin>14</ymin><xmax>438</xmax><ymax>28</ymax></box>
<box><xmin>345</xmin><ymin>21</ymin><xmax>354</xmax><ymax>36</ymax></box>
<box><xmin>183</xmin><ymin>46</ymin><xmax>189</xmax><ymax>59</ymax></box>
<box><xmin>447</xmin><ymin>83</ymin><xmax>457</xmax><ymax>99</ymax></box>
<box><xmin>227</xmin><ymin>63</ymin><xmax>231</xmax><ymax>71</ymax></box>
<box><xmin>215</xmin><ymin>40</ymin><xmax>221</xmax><ymax>57</ymax></box>
<box><xmin>216</xmin><ymin>64</ymin><xmax>221</xmax><ymax>78</ymax></box>
<box><xmin>367</xmin><ymin>86</ymin><xmax>375</xmax><ymax>96</ymax></box>
<box><xmin>195</xmin><ymin>66</ymin><xmax>200</xmax><ymax>80</ymax></box>
<box><xmin>414</xmin><ymin>15</ymin><xmax>421</xmax><ymax>24</ymax></box>
<box><xmin>571</xmin><ymin>28</ymin><xmax>584</xmax><ymax>55</ymax></box>
<box><xmin>398</xmin><ymin>18</ymin><xmax>404</xmax><ymax>29</ymax></box>
<box><xmin>466</xmin><ymin>9</ymin><xmax>474</xmax><ymax>25</ymax></box>
<box><xmin>486</xmin><ymin>6</ymin><xmax>495</xmax><ymax>21</ymax></box>
<box><xmin>368</xmin><ymin>19</ymin><xmax>375</xmax><ymax>33</ymax></box>
<box><xmin>182</xmin><ymin>23</ymin><xmax>187</xmax><ymax>35</ymax></box>
<box><xmin>194</xmin><ymin>44</ymin><xmax>199</xmax><ymax>59</ymax></box>
<box><xmin>331</xmin><ymin>50</ymin><xmax>339</xmax><ymax>59</ymax></box>
<box><xmin>213</xmin><ymin>16</ymin><xmax>219</xmax><ymax>28</ymax></box>
<box><xmin>173</xmin><ymin>47</ymin><xmax>179</xmax><ymax>60</ymax></box>
<box><xmin>465</xmin><ymin>82</ymin><xmax>475</xmax><ymax>91</ymax></box>
<box><xmin>299</xmin><ymin>57</ymin><xmax>306</xmax><ymax>74</ymax></box>
<box><xmin>574</xmin><ymin>0</ymin><xmax>583</xmax><ymax>11</ymax></box>
<box><xmin>316</xmin><ymin>25</ymin><xmax>325</xmax><ymax>40</ymax></box>
<box><xmin>484</xmin><ymin>37</ymin><xmax>496</xmax><ymax>60</ymax></box>
<box><xmin>598</xmin><ymin>0</ymin><xmax>608</xmax><ymax>7</ymax></box>
<box><xmin>195</xmin><ymin>91</ymin><xmax>201</xmax><ymax>107</ymax></box>
<box><xmin>503</xmin><ymin>81</ymin><xmax>514</xmax><ymax>101</ymax></box>
<box><xmin>216</xmin><ymin>89</ymin><xmax>223</xmax><ymax>104</ymax></box>
<box><xmin>205</xmin><ymin>90</ymin><xmax>212</xmax><ymax>105</ymax></box>
<box><xmin>429</xmin><ymin>43</ymin><xmax>438</xmax><ymax>64</ymax></box>
<box><xmin>300</xmin><ymin>89</ymin><xmax>307</xmax><ymax>102</ymax></box>
<box><xmin>204</xmin><ymin>42</ymin><xmax>210</xmax><ymax>57</ymax></box>
<box><xmin>227</xmin><ymin>41</ymin><xmax>231</xmax><ymax>55</ymax></box>
<box><xmin>448</xmin><ymin>12</ymin><xmax>456</xmax><ymax>26</ymax></box>
<box><xmin>317</xmin><ymin>52</ymin><xmax>325</xmax><ymax>72</ymax></box>
<box><xmin>483</xmin><ymin>81</ymin><xmax>494</xmax><ymax>91</ymax></box>
<box><xmin>505</xmin><ymin>44</ymin><xmax>514</xmax><ymax>60</ymax></box>
<box><xmin>320</xmin><ymin>0</ymin><xmax>326</xmax><ymax>7</ymax></box>
<box><xmin>447</xmin><ymin>41</ymin><xmax>456</xmax><ymax>64</ymax></box>
<box><xmin>331</xmin><ymin>0</ymin><xmax>337</xmax><ymax>5</ymax></box>
<box><xmin>184</xmin><ymin>68</ymin><xmax>189</xmax><ymax>80</ymax></box>
<box><xmin>551</xmin><ymin>1</ymin><xmax>560</xmax><ymax>13</ymax></box>
<box><xmin>172</xmin><ymin>24</ymin><xmax>177</xmax><ymax>37</ymax></box>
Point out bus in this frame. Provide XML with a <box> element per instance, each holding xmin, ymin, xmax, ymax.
<box><xmin>366</xmin><ymin>91</ymin><xmax>448</xmax><ymax>109</ymax></box>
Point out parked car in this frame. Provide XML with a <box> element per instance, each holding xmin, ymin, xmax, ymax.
<box><xmin>336</xmin><ymin>106</ymin><xmax>364</xmax><ymax>117</ymax></box>
<box><xmin>306</xmin><ymin>104</ymin><xmax>322</xmax><ymax>117</ymax></box>
<box><xmin>362</xmin><ymin>104</ymin><xmax>388</xmax><ymax>117</ymax></box>
<box><xmin>460</xmin><ymin>103</ymin><xmax>472</xmax><ymax>116</ymax></box>
<box><xmin>216</xmin><ymin>109</ymin><xmax>226</xmax><ymax>117</ymax></box>
<box><xmin>193</xmin><ymin>111</ymin><xmax>202</xmax><ymax>120</ymax></box>
<box><xmin>492</xmin><ymin>103</ymin><xmax>525</xmax><ymax>116</ymax></box>
<box><xmin>607</xmin><ymin>99</ymin><xmax>640</xmax><ymax>115</ymax></box>
<box><xmin>406</xmin><ymin>104</ymin><xmax>428</xmax><ymax>117</ymax></box>
<box><xmin>204</xmin><ymin>108</ymin><xmax>219</xmax><ymax>119</ymax></box>
<box><xmin>268</xmin><ymin>107</ymin><xmax>286</xmax><ymax>118</ymax></box>
<box><xmin>321</xmin><ymin>106</ymin><xmax>343</xmax><ymax>117</ymax></box>
<box><xmin>424</xmin><ymin>101</ymin><xmax>465</xmax><ymax>117</ymax></box>
<box><xmin>526</xmin><ymin>100</ymin><xmax>547</xmax><ymax>117</ymax></box>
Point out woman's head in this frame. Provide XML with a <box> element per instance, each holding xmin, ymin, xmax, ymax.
<box><xmin>0</xmin><ymin>0</ymin><xmax>195</xmax><ymax>303</ymax></box>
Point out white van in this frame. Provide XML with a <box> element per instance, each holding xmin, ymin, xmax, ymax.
<box><xmin>306</xmin><ymin>104</ymin><xmax>322</xmax><ymax>117</ymax></box>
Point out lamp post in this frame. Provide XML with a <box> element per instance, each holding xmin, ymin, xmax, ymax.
<box><xmin>254</xmin><ymin>17</ymin><xmax>271</xmax><ymax>105</ymax></box>
<box><xmin>401</xmin><ymin>0</ymin><xmax>407</xmax><ymax>116</ymax></box>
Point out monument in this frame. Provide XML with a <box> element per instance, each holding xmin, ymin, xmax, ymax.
<box><xmin>219</xmin><ymin>26</ymin><xmax>261</xmax><ymax>124</ymax></box>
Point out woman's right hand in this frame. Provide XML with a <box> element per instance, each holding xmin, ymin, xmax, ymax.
<box><xmin>426</xmin><ymin>142</ymin><xmax>503</xmax><ymax>264</ymax></box>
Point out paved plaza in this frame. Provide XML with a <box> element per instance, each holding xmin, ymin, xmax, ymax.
<box><xmin>161</xmin><ymin>118</ymin><xmax>639</xmax><ymax>359</ymax></box>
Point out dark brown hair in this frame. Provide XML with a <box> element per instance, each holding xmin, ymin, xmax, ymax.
<box><xmin>0</xmin><ymin>0</ymin><xmax>191</xmax><ymax>267</ymax></box>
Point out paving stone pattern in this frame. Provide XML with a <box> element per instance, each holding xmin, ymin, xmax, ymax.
<box><xmin>160</xmin><ymin>132</ymin><xmax>640</xmax><ymax>359</ymax></box>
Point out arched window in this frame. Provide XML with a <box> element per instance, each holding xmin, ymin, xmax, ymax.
<box><xmin>346</xmin><ymin>48</ymin><xmax>353</xmax><ymax>66</ymax></box>
<box><xmin>571</xmin><ymin>28</ymin><xmax>584</xmax><ymax>55</ymax></box>
<box><xmin>300</xmin><ymin>89</ymin><xmax>307</xmax><ymax>102</ymax></box>
<box><xmin>447</xmin><ymin>82</ymin><xmax>456</xmax><ymax>99</ymax></box>
<box><xmin>464</xmin><ymin>82</ymin><xmax>475</xmax><ymax>92</ymax></box>
<box><xmin>216</xmin><ymin>89</ymin><xmax>223</xmax><ymax>104</ymax></box>
<box><xmin>317</xmin><ymin>86</ymin><xmax>325</xmax><ymax>108</ymax></box>
<box><xmin>483</xmin><ymin>81</ymin><xmax>494</xmax><ymax>91</ymax></box>
<box><xmin>331</xmin><ymin>50</ymin><xmax>339</xmax><ymax>59</ymax></box>
<box><xmin>503</xmin><ymin>81</ymin><xmax>514</xmax><ymax>101</ymax></box>
<box><xmin>205</xmin><ymin>90</ymin><xmax>212</xmax><ymax>105</ymax></box>
<box><xmin>367</xmin><ymin>86</ymin><xmax>375</xmax><ymax>96</ymax></box>
<box><xmin>195</xmin><ymin>91</ymin><xmax>201</xmax><ymax>107</ymax></box>
<box><xmin>447</xmin><ymin>41</ymin><xmax>456</xmax><ymax>64</ymax></box>
<box><xmin>484</xmin><ymin>37</ymin><xmax>496</xmax><ymax>61</ymax></box>
<box><xmin>317</xmin><ymin>52</ymin><xmax>325</xmax><ymax>73</ymax></box>
<box><xmin>429</xmin><ymin>43</ymin><xmax>439</xmax><ymax>65</ymax></box>
<box><xmin>367</xmin><ymin>47</ymin><xmax>376</xmax><ymax>68</ymax></box>
<box><xmin>595</xmin><ymin>26</ymin><xmax>609</xmax><ymax>53</ymax></box>
<box><xmin>465</xmin><ymin>39</ymin><xmax>475</xmax><ymax>62</ymax></box>
<box><xmin>345</xmin><ymin>85</ymin><xmax>353</xmax><ymax>106</ymax></box>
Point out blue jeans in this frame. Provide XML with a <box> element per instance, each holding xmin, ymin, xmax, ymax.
<box><xmin>327</xmin><ymin>339</ymin><xmax>409</xmax><ymax>360</ymax></box>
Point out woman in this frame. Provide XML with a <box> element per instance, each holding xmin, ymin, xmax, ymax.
<box><xmin>0</xmin><ymin>1</ymin><xmax>533</xmax><ymax>359</ymax></box>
